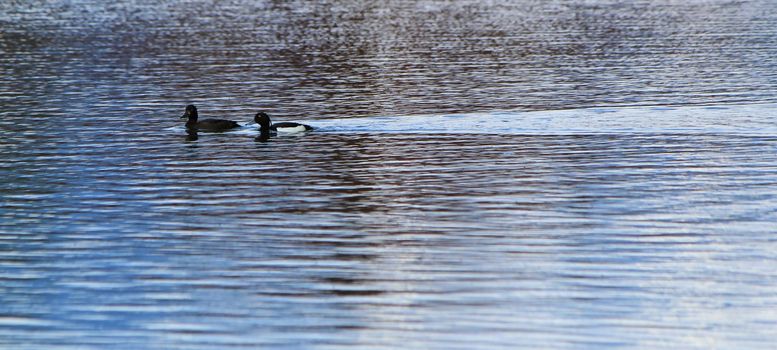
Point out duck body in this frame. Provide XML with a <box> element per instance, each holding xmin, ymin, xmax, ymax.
<box><xmin>254</xmin><ymin>112</ymin><xmax>313</xmax><ymax>135</ymax></box>
<box><xmin>270</xmin><ymin>122</ymin><xmax>314</xmax><ymax>133</ymax></box>
<box><xmin>188</xmin><ymin>118</ymin><xmax>240</xmax><ymax>131</ymax></box>
<box><xmin>180</xmin><ymin>105</ymin><xmax>241</xmax><ymax>131</ymax></box>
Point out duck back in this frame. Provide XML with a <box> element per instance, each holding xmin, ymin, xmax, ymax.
<box><xmin>191</xmin><ymin>118</ymin><xmax>240</xmax><ymax>131</ymax></box>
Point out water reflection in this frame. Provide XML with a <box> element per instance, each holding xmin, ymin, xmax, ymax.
<box><xmin>2</xmin><ymin>0</ymin><xmax>777</xmax><ymax>122</ymax></box>
<box><xmin>3</xmin><ymin>119</ymin><xmax>777</xmax><ymax>348</ymax></box>
<box><xmin>185</xmin><ymin>130</ymin><xmax>199</xmax><ymax>142</ymax></box>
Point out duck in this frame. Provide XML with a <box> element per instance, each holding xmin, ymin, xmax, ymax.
<box><xmin>180</xmin><ymin>105</ymin><xmax>240</xmax><ymax>131</ymax></box>
<box><xmin>254</xmin><ymin>111</ymin><xmax>314</xmax><ymax>135</ymax></box>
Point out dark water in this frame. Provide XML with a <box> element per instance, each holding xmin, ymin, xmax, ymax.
<box><xmin>2</xmin><ymin>1</ymin><xmax>777</xmax><ymax>349</ymax></box>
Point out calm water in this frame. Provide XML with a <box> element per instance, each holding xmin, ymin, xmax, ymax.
<box><xmin>2</xmin><ymin>1</ymin><xmax>777</xmax><ymax>349</ymax></box>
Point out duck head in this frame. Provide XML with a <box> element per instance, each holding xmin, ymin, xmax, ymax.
<box><xmin>181</xmin><ymin>105</ymin><xmax>198</xmax><ymax>121</ymax></box>
<box><xmin>254</xmin><ymin>112</ymin><xmax>272</xmax><ymax>130</ymax></box>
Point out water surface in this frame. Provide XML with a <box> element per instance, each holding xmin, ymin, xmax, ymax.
<box><xmin>2</xmin><ymin>1</ymin><xmax>777</xmax><ymax>349</ymax></box>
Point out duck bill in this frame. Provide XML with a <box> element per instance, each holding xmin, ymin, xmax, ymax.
<box><xmin>180</xmin><ymin>113</ymin><xmax>188</xmax><ymax>119</ymax></box>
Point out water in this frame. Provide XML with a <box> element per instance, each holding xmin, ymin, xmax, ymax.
<box><xmin>2</xmin><ymin>1</ymin><xmax>777</xmax><ymax>349</ymax></box>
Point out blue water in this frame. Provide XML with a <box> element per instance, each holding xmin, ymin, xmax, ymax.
<box><xmin>2</xmin><ymin>1</ymin><xmax>777</xmax><ymax>349</ymax></box>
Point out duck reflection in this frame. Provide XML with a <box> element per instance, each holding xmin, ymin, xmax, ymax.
<box><xmin>255</xmin><ymin>132</ymin><xmax>270</xmax><ymax>143</ymax></box>
<box><xmin>185</xmin><ymin>129</ymin><xmax>198</xmax><ymax>141</ymax></box>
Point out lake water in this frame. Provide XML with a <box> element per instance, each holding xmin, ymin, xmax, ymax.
<box><xmin>2</xmin><ymin>1</ymin><xmax>777</xmax><ymax>349</ymax></box>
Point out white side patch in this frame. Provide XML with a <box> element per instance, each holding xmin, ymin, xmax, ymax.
<box><xmin>275</xmin><ymin>125</ymin><xmax>308</xmax><ymax>133</ymax></box>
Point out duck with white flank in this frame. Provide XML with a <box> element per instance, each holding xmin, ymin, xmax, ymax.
<box><xmin>254</xmin><ymin>111</ymin><xmax>313</xmax><ymax>138</ymax></box>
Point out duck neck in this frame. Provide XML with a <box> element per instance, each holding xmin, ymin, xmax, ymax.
<box><xmin>185</xmin><ymin>111</ymin><xmax>198</xmax><ymax>129</ymax></box>
<box><xmin>259</xmin><ymin>124</ymin><xmax>271</xmax><ymax>139</ymax></box>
